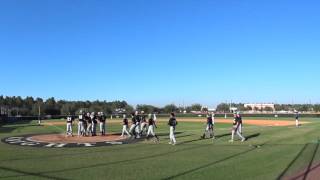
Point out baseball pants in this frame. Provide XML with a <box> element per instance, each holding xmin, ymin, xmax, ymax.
<box><xmin>169</xmin><ymin>126</ymin><xmax>176</xmax><ymax>144</ymax></box>
<box><xmin>66</xmin><ymin>123</ymin><xmax>72</xmax><ymax>135</ymax></box>
<box><xmin>129</xmin><ymin>124</ymin><xmax>136</xmax><ymax>134</ymax></box>
<box><xmin>87</xmin><ymin>124</ymin><xmax>92</xmax><ymax>135</ymax></box>
<box><xmin>78</xmin><ymin>122</ymin><xmax>84</xmax><ymax>136</ymax></box>
<box><xmin>92</xmin><ymin>123</ymin><xmax>97</xmax><ymax>135</ymax></box>
<box><xmin>140</xmin><ymin>122</ymin><xmax>147</xmax><ymax>134</ymax></box>
<box><xmin>147</xmin><ymin>125</ymin><xmax>155</xmax><ymax>136</ymax></box>
<box><xmin>121</xmin><ymin>125</ymin><xmax>130</xmax><ymax>136</ymax></box>
<box><xmin>135</xmin><ymin>123</ymin><xmax>141</xmax><ymax>138</ymax></box>
<box><xmin>231</xmin><ymin>126</ymin><xmax>245</xmax><ymax>141</ymax></box>
<box><xmin>100</xmin><ymin>122</ymin><xmax>105</xmax><ymax>135</ymax></box>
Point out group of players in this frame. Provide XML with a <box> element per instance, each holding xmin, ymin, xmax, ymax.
<box><xmin>200</xmin><ymin>111</ymin><xmax>245</xmax><ymax>142</ymax></box>
<box><xmin>66</xmin><ymin>110</ymin><xmax>245</xmax><ymax>145</ymax></box>
<box><xmin>121</xmin><ymin>111</ymin><xmax>160</xmax><ymax>142</ymax></box>
<box><xmin>66</xmin><ymin>111</ymin><xmax>106</xmax><ymax>137</ymax></box>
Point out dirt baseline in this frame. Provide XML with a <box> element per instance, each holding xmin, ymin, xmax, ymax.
<box><xmin>29</xmin><ymin>134</ymin><xmax>126</xmax><ymax>143</ymax></box>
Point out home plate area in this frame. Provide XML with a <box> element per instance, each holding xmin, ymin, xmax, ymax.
<box><xmin>2</xmin><ymin>133</ymin><xmax>141</xmax><ymax>148</ymax></box>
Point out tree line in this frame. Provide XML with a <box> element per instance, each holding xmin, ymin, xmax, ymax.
<box><xmin>0</xmin><ymin>96</ymin><xmax>205</xmax><ymax>116</ymax></box>
<box><xmin>0</xmin><ymin>96</ymin><xmax>133</xmax><ymax>116</ymax></box>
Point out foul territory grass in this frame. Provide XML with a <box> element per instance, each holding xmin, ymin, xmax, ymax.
<box><xmin>0</xmin><ymin>117</ymin><xmax>319</xmax><ymax>180</ymax></box>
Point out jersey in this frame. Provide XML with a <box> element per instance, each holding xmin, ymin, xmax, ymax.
<box><xmin>86</xmin><ymin>115</ymin><xmax>92</xmax><ymax>124</ymax></box>
<box><xmin>91</xmin><ymin>115</ymin><xmax>97</xmax><ymax>124</ymax></box>
<box><xmin>207</xmin><ymin>117</ymin><xmax>213</xmax><ymax>125</ymax></box>
<box><xmin>136</xmin><ymin>115</ymin><xmax>141</xmax><ymax>123</ymax></box>
<box><xmin>67</xmin><ymin>116</ymin><xmax>73</xmax><ymax>124</ymax></box>
<box><xmin>100</xmin><ymin>115</ymin><xmax>106</xmax><ymax>123</ymax></box>
<box><xmin>78</xmin><ymin>114</ymin><xmax>84</xmax><ymax>122</ymax></box>
<box><xmin>123</xmin><ymin>118</ymin><xmax>128</xmax><ymax>126</ymax></box>
<box><xmin>131</xmin><ymin>116</ymin><xmax>137</xmax><ymax>124</ymax></box>
<box><xmin>141</xmin><ymin>115</ymin><xmax>146</xmax><ymax>123</ymax></box>
<box><xmin>168</xmin><ymin>117</ymin><xmax>177</xmax><ymax>127</ymax></box>
<box><xmin>235</xmin><ymin>115</ymin><xmax>242</xmax><ymax>124</ymax></box>
<box><xmin>148</xmin><ymin>118</ymin><xmax>155</xmax><ymax>125</ymax></box>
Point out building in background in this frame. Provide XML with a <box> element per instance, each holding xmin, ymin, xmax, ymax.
<box><xmin>244</xmin><ymin>103</ymin><xmax>275</xmax><ymax>111</ymax></box>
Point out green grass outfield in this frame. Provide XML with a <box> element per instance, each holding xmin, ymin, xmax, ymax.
<box><xmin>0</xmin><ymin>117</ymin><xmax>320</xmax><ymax>180</ymax></box>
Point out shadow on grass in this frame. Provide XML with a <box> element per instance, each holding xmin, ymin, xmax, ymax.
<box><xmin>276</xmin><ymin>142</ymin><xmax>320</xmax><ymax>180</ymax></box>
<box><xmin>215</xmin><ymin>133</ymin><xmax>231</xmax><ymax>139</ymax></box>
<box><xmin>0</xmin><ymin>144</ymin><xmax>213</xmax><ymax>179</ymax></box>
<box><xmin>245</xmin><ymin>133</ymin><xmax>260</xmax><ymax>140</ymax></box>
<box><xmin>157</xmin><ymin>131</ymin><xmax>184</xmax><ymax>137</ymax></box>
<box><xmin>162</xmin><ymin>142</ymin><xmax>267</xmax><ymax>180</ymax></box>
<box><xmin>0</xmin><ymin>166</ymin><xmax>70</xmax><ymax>180</ymax></box>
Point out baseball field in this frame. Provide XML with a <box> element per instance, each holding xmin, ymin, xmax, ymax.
<box><xmin>0</xmin><ymin>117</ymin><xmax>319</xmax><ymax>180</ymax></box>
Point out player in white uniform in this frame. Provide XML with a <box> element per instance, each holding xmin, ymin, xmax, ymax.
<box><xmin>140</xmin><ymin>111</ymin><xmax>147</xmax><ymax>136</ymax></box>
<box><xmin>229</xmin><ymin>112</ymin><xmax>245</xmax><ymax>142</ymax></box>
<box><xmin>168</xmin><ymin>113</ymin><xmax>177</xmax><ymax>145</ymax></box>
<box><xmin>77</xmin><ymin>111</ymin><xmax>85</xmax><ymax>136</ymax></box>
<box><xmin>134</xmin><ymin>111</ymin><xmax>141</xmax><ymax>138</ymax></box>
<box><xmin>66</xmin><ymin>115</ymin><xmax>73</xmax><ymax>137</ymax></box>
<box><xmin>91</xmin><ymin>112</ymin><xmax>97</xmax><ymax>136</ymax></box>
<box><xmin>99</xmin><ymin>112</ymin><xmax>106</xmax><ymax>136</ymax></box>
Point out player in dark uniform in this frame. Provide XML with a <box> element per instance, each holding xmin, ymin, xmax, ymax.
<box><xmin>140</xmin><ymin>111</ymin><xmax>147</xmax><ymax>136</ymax></box>
<box><xmin>99</xmin><ymin>112</ymin><xmax>106</xmax><ymax>136</ymax></box>
<box><xmin>66</xmin><ymin>114</ymin><xmax>74</xmax><ymax>137</ymax></box>
<box><xmin>147</xmin><ymin>115</ymin><xmax>159</xmax><ymax>142</ymax></box>
<box><xmin>77</xmin><ymin>111</ymin><xmax>85</xmax><ymax>136</ymax></box>
<box><xmin>201</xmin><ymin>113</ymin><xmax>214</xmax><ymax>139</ymax></box>
<box><xmin>134</xmin><ymin>111</ymin><xmax>141</xmax><ymax>138</ymax></box>
<box><xmin>121</xmin><ymin>114</ymin><xmax>130</xmax><ymax>137</ymax></box>
<box><xmin>168</xmin><ymin>113</ymin><xmax>177</xmax><ymax>145</ymax></box>
<box><xmin>86</xmin><ymin>112</ymin><xmax>92</xmax><ymax>136</ymax></box>
<box><xmin>82</xmin><ymin>112</ymin><xmax>88</xmax><ymax>136</ymax></box>
<box><xmin>129</xmin><ymin>112</ymin><xmax>137</xmax><ymax>138</ymax></box>
<box><xmin>229</xmin><ymin>112</ymin><xmax>245</xmax><ymax>142</ymax></box>
<box><xmin>91</xmin><ymin>112</ymin><xmax>98</xmax><ymax>136</ymax></box>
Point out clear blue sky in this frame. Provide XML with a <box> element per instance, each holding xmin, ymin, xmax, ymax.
<box><xmin>0</xmin><ymin>0</ymin><xmax>319</xmax><ymax>107</ymax></box>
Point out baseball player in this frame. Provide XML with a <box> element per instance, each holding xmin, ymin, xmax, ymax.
<box><xmin>134</xmin><ymin>111</ymin><xmax>141</xmax><ymax>138</ymax></box>
<box><xmin>129</xmin><ymin>112</ymin><xmax>137</xmax><ymax>138</ymax></box>
<box><xmin>82</xmin><ymin>112</ymin><xmax>88</xmax><ymax>136</ymax></box>
<box><xmin>66</xmin><ymin>114</ymin><xmax>74</xmax><ymax>137</ymax></box>
<box><xmin>140</xmin><ymin>111</ymin><xmax>147</xmax><ymax>136</ymax></box>
<box><xmin>168</xmin><ymin>112</ymin><xmax>177</xmax><ymax>145</ymax></box>
<box><xmin>295</xmin><ymin>111</ymin><xmax>300</xmax><ymax>127</ymax></box>
<box><xmin>99</xmin><ymin>112</ymin><xmax>106</xmax><ymax>136</ymax></box>
<box><xmin>77</xmin><ymin>111</ymin><xmax>85</xmax><ymax>136</ymax></box>
<box><xmin>86</xmin><ymin>112</ymin><xmax>92</xmax><ymax>136</ymax></box>
<box><xmin>91</xmin><ymin>112</ymin><xmax>97</xmax><ymax>136</ymax></box>
<box><xmin>229</xmin><ymin>112</ymin><xmax>245</xmax><ymax>142</ymax></box>
<box><xmin>121</xmin><ymin>114</ymin><xmax>130</xmax><ymax>137</ymax></box>
<box><xmin>147</xmin><ymin>114</ymin><xmax>159</xmax><ymax>141</ymax></box>
<box><xmin>235</xmin><ymin>112</ymin><xmax>243</xmax><ymax>134</ymax></box>
<box><xmin>201</xmin><ymin>113</ymin><xmax>215</xmax><ymax>139</ymax></box>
